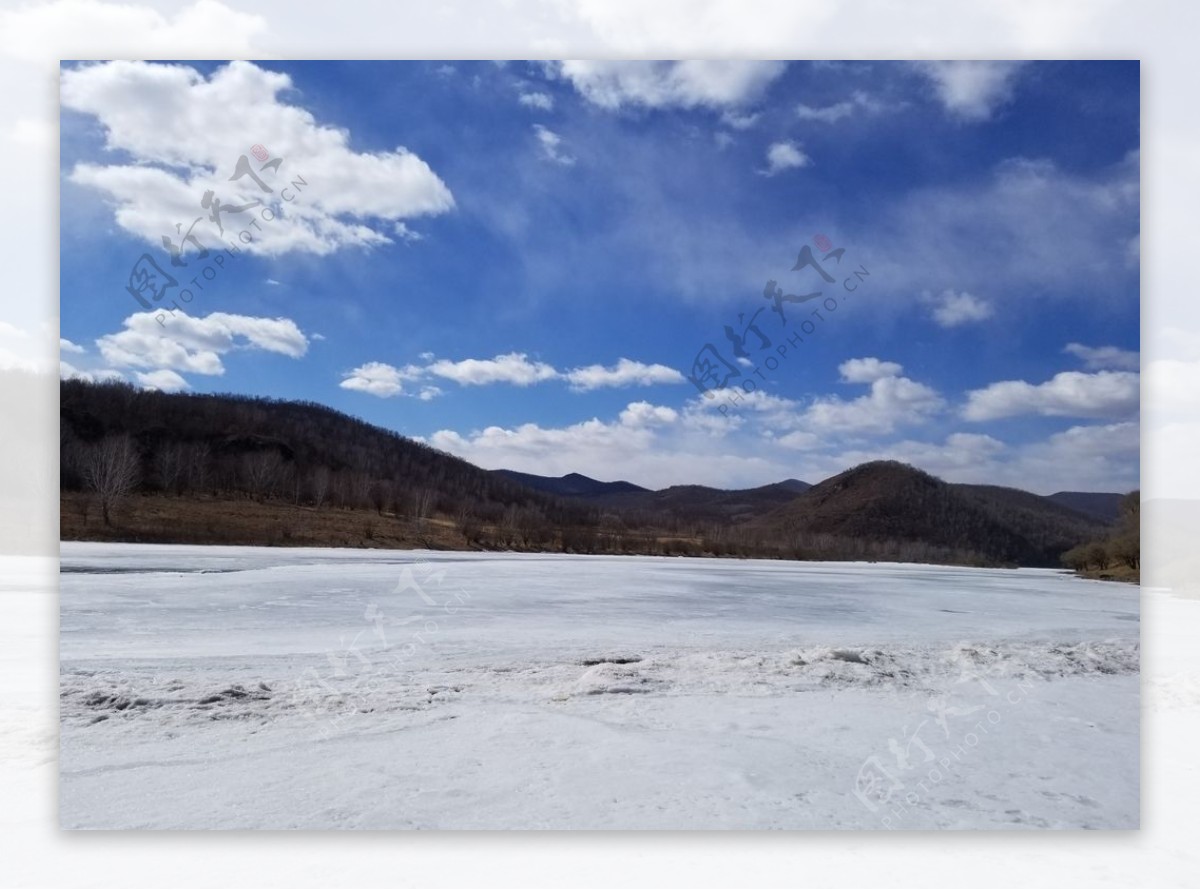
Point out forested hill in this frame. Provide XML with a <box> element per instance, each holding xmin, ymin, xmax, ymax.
<box><xmin>752</xmin><ymin>461</ymin><xmax>1112</xmax><ymax>567</ymax></box>
<box><xmin>60</xmin><ymin>380</ymin><xmax>1116</xmax><ymax>567</ymax></box>
<box><xmin>60</xmin><ymin>378</ymin><xmax>582</xmax><ymax>527</ymax></box>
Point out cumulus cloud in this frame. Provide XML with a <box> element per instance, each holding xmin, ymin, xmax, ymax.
<box><xmin>619</xmin><ymin>401</ymin><xmax>679</xmax><ymax>427</ymax></box>
<box><xmin>720</xmin><ymin>111</ymin><xmax>759</xmax><ymax>130</ymax></box>
<box><xmin>61</xmin><ymin>60</ymin><xmax>454</xmax><ymax>256</ymax></box>
<box><xmin>60</xmin><ymin>360</ymin><xmax>122</xmax><ymax>384</ymax></box>
<box><xmin>532</xmin><ymin>124</ymin><xmax>575</xmax><ymax>166</ymax></box>
<box><xmin>549</xmin><ymin>61</ymin><xmax>786</xmax><ymax>111</ymax></box>
<box><xmin>801</xmin><ymin>373</ymin><xmax>945</xmax><ymax>435</ymax></box>
<box><xmin>518</xmin><ymin>91</ymin><xmax>554</xmax><ymax>111</ymax></box>
<box><xmin>912</xmin><ymin>61</ymin><xmax>1026</xmax><ymax>121</ymax></box>
<box><xmin>135</xmin><ymin>369</ymin><xmax>189</xmax><ymax>392</ymax></box>
<box><xmin>963</xmin><ymin>370</ymin><xmax>1140</xmax><ymax>421</ymax></box>
<box><xmin>427</xmin><ymin>399</ymin><xmax>780</xmax><ymax>489</ymax></box>
<box><xmin>839</xmin><ymin>357</ymin><xmax>904</xmax><ymax>384</ymax></box>
<box><xmin>339</xmin><ymin>361</ymin><xmax>421</xmax><ymax>398</ymax></box>
<box><xmin>761</xmin><ymin>140</ymin><xmax>810</xmax><ymax>176</ymax></box>
<box><xmin>1064</xmin><ymin>342</ymin><xmax>1140</xmax><ymax>371</ymax></box>
<box><xmin>427</xmin><ymin>352</ymin><xmax>559</xmax><ymax>387</ymax></box>
<box><xmin>59</xmin><ymin>337</ymin><xmax>86</xmax><ymax>354</ymax></box>
<box><xmin>340</xmin><ymin>353</ymin><xmax>686</xmax><ymax>396</ymax></box>
<box><xmin>795</xmin><ymin>91</ymin><xmax>886</xmax><ymax>123</ymax></box>
<box><xmin>96</xmin><ymin>311</ymin><xmax>308</xmax><ymax>377</ymax></box>
<box><xmin>923</xmin><ymin>289</ymin><xmax>994</xmax><ymax>327</ymax></box>
<box><xmin>564</xmin><ymin>358</ymin><xmax>685</xmax><ymax>391</ymax></box>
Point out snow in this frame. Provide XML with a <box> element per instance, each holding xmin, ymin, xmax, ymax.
<box><xmin>58</xmin><ymin>542</ymin><xmax>1139</xmax><ymax>829</ymax></box>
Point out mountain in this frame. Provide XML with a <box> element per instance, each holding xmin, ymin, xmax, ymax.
<box><xmin>59</xmin><ymin>378</ymin><xmax>585</xmax><ymax>529</ymax></box>
<box><xmin>752</xmin><ymin>461</ymin><xmax>1110</xmax><ymax>567</ymax></box>
<box><xmin>589</xmin><ymin>480</ymin><xmax>812</xmax><ymax>525</ymax></box>
<box><xmin>1047</xmin><ymin>491</ymin><xmax>1124</xmax><ymax>523</ymax></box>
<box><xmin>492</xmin><ymin>470</ymin><xmax>647</xmax><ymax>498</ymax></box>
<box><xmin>491</xmin><ymin>471</ymin><xmax>812</xmax><ymax>526</ymax></box>
<box><xmin>58</xmin><ymin>381</ymin><xmax>1111</xmax><ymax>567</ymax></box>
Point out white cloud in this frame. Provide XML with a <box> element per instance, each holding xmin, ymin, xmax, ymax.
<box><xmin>839</xmin><ymin>357</ymin><xmax>904</xmax><ymax>384</ymax></box>
<box><xmin>344</xmin><ymin>353</ymin><xmax>683</xmax><ymax>394</ymax></box>
<box><xmin>518</xmin><ymin>91</ymin><xmax>554</xmax><ymax>111</ymax></box>
<box><xmin>532</xmin><ymin>124</ymin><xmax>575</xmax><ymax>166</ymax></box>
<box><xmin>564</xmin><ymin>358</ymin><xmax>684</xmax><ymax>391</ymax></box>
<box><xmin>761</xmin><ymin>140</ymin><xmax>810</xmax><ymax>176</ymax></box>
<box><xmin>913</xmin><ymin>61</ymin><xmax>1026</xmax><ymax>121</ymax></box>
<box><xmin>59</xmin><ymin>338</ymin><xmax>86</xmax><ymax>355</ymax></box>
<box><xmin>801</xmin><ymin>373</ymin><xmax>945</xmax><ymax>435</ymax></box>
<box><xmin>550</xmin><ymin>61</ymin><xmax>786</xmax><ymax>111</ymax></box>
<box><xmin>97</xmin><ymin>311</ymin><xmax>308</xmax><ymax>376</ymax></box>
<box><xmin>924</xmin><ymin>289</ymin><xmax>994</xmax><ymax>327</ymax></box>
<box><xmin>61</xmin><ymin>61</ymin><xmax>454</xmax><ymax>256</ymax></box>
<box><xmin>59</xmin><ymin>360</ymin><xmax>122</xmax><ymax>384</ymax></box>
<box><xmin>135</xmin><ymin>369</ymin><xmax>189</xmax><ymax>392</ymax></box>
<box><xmin>340</xmin><ymin>362</ymin><xmax>397</xmax><ymax>398</ymax></box>
<box><xmin>1064</xmin><ymin>342</ymin><xmax>1140</xmax><ymax>371</ymax></box>
<box><xmin>720</xmin><ymin>110</ymin><xmax>759</xmax><ymax>130</ymax></box>
<box><xmin>963</xmin><ymin>370</ymin><xmax>1140</xmax><ymax>421</ymax></box>
<box><xmin>687</xmin><ymin>360</ymin><xmax>941</xmax><ymax>439</ymax></box>
<box><xmin>428</xmin><ymin>399</ymin><xmax>780</xmax><ymax>489</ymax></box>
<box><xmin>619</xmin><ymin>401</ymin><xmax>679</xmax><ymax>427</ymax></box>
<box><xmin>427</xmin><ymin>352</ymin><xmax>559</xmax><ymax>387</ymax></box>
<box><xmin>795</xmin><ymin>91</ymin><xmax>886</xmax><ymax>123</ymax></box>
<box><xmin>0</xmin><ymin>0</ymin><xmax>267</xmax><ymax>61</ymax></box>
<box><xmin>775</xmin><ymin>430</ymin><xmax>821</xmax><ymax>450</ymax></box>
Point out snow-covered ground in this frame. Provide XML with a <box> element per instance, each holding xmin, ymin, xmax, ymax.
<box><xmin>59</xmin><ymin>542</ymin><xmax>1139</xmax><ymax>830</ymax></box>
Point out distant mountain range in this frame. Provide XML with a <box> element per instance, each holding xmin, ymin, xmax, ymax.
<box><xmin>1047</xmin><ymin>491</ymin><xmax>1124</xmax><ymax>523</ymax></box>
<box><xmin>59</xmin><ymin>380</ymin><xmax>1124</xmax><ymax>567</ymax></box>
<box><xmin>490</xmin><ymin>464</ymin><xmax>1115</xmax><ymax>566</ymax></box>
<box><xmin>494</xmin><ymin>470</ymin><xmax>811</xmax><ymax>524</ymax></box>
<box><xmin>493</xmin><ymin>470</ymin><xmax>649</xmax><ymax>498</ymax></box>
<box><xmin>752</xmin><ymin>462</ymin><xmax>1112</xmax><ymax>567</ymax></box>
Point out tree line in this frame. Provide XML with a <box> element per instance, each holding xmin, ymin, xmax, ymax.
<box><xmin>1060</xmin><ymin>492</ymin><xmax>1140</xmax><ymax>575</ymax></box>
<box><xmin>60</xmin><ymin>380</ymin><xmax>1111</xmax><ymax>567</ymax></box>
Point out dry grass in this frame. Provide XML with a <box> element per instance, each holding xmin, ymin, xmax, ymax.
<box><xmin>61</xmin><ymin>492</ymin><xmax>467</xmax><ymax>551</ymax></box>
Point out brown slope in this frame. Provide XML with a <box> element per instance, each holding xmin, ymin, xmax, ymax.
<box><xmin>752</xmin><ymin>461</ymin><xmax>1106</xmax><ymax>567</ymax></box>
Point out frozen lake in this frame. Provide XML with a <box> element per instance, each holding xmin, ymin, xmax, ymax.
<box><xmin>59</xmin><ymin>542</ymin><xmax>1139</xmax><ymax>829</ymax></box>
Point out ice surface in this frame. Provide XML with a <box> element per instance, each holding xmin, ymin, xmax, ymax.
<box><xmin>59</xmin><ymin>543</ymin><xmax>1139</xmax><ymax>829</ymax></box>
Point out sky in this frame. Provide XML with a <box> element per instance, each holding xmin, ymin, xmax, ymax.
<box><xmin>57</xmin><ymin>58</ymin><xmax>1140</xmax><ymax>494</ymax></box>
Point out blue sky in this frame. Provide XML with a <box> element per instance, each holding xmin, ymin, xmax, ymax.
<box><xmin>58</xmin><ymin>60</ymin><xmax>1140</xmax><ymax>493</ymax></box>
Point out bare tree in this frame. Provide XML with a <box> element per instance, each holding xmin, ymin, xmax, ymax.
<box><xmin>310</xmin><ymin>465</ymin><xmax>330</xmax><ymax>508</ymax></box>
<box><xmin>153</xmin><ymin>442</ymin><xmax>185</xmax><ymax>494</ymax></box>
<box><xmin>81</xmin><ymin>434</ymin><xmax>141</xmax><ymax>525</ymax></box>
<box><xmin>241</xmin><ymin>451</ymin><xmax>283</xmax><ymax>500</ymax></box>
<box><xmin>412</xmin><ymin>488</ymin><xmax>435</xmax><ymax>531</ymax></box>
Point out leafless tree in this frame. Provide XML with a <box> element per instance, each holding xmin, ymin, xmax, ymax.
<box><xmin>154</xmin><ymin>442</ymin><xmax>185</xmax><ymax>494</ymax></box>
<box><xmin>183</xmin><ymin>441</ymin><xmax>210</xmax><ymax>492</ymax></box>
<box><xmin>412</xmin><ymin>488</ymin><xmax>435</xmax><ymax>531</ymax></box>
<box><xmin>310</xmin><ymin>465</ymin><xmax>330</xmax><ymax>508</ymax></box>
<box><xmin>81</xmin><ymin>434</ymin><xmax>141</xmax><ymax>525</ymax></box>
<box><xmin>241</xmin><ymin>451</ymin><xmax>283</xmax><ymax>500</ymax></box>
